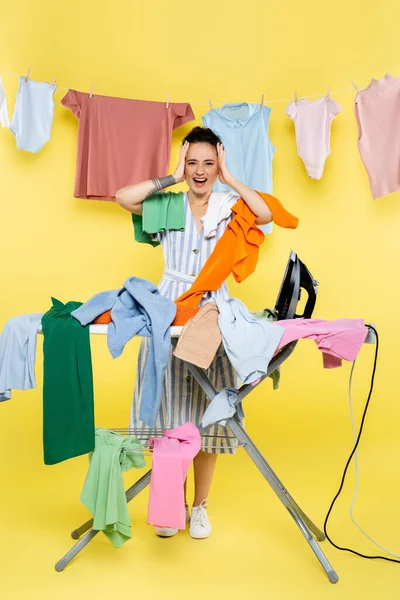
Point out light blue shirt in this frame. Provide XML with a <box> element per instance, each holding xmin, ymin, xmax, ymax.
<box><xmin>202</xmin><ymin>103</ymin><xmax>275</xmax><ymax>234</ymax></box>
<box><xmin>202</xmin><ymin>388</ymin><xmax>238</xmax><ymax>428</ymax></box>
<box><xmin>71</xmin><ymin>277</ymin><xmax>176</xmax><ymax>427</ymax></box>
<box><xmin>215</xmin><ymin>296</ymin><xmax>284</xmax><ymax>385</ymax></box>
<box><xmin>0</xmin><ymin>314</ymin><xmax>43</xmax><ymax>401</ymax></box>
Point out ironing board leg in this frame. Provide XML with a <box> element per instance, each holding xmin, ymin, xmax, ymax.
<box><xmin>55</xmin><ymin>470</ymin><xmax>152</xmax><ymax>571</ymax></box>
<box><xmin>55</xmin><ymin>529</ymin><xmax>100</xmax><ymax>572</ymax></box>
<box><xmin>227</xmin><ymin>417</ymin><xmax>338</xmax><ymax>584</ymax></box>
<box><xmin>71</xmin><ymin>518</ymin><xmax>94</xmax><ymax>539</ymax></box>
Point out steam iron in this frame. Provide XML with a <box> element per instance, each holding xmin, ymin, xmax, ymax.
<box><xmin>274</xmin><ymin>251</ymin><xmax>319</xmax><ymax>320</ymax></box>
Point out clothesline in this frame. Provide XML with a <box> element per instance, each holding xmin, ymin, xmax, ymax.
<box><xmin>0</xmin><ymin>68</ymin><xmax>356</xmax><ymax>105</ymax></box>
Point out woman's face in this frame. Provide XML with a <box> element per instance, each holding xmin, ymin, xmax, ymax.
<box><xmin>185</xmin><ymin>143</ymin><xmax>218</xmax><ymax>194</ymax></box>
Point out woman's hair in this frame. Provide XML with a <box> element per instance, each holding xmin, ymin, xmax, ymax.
<box><xmin>182</xmin><ymin>126</ymin><xmax>222</xmax><ymax>149</ymax></box>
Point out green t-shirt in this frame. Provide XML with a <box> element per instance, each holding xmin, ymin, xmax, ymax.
<box><xmin>132</xmin><ymin>191</ymin><xmax>185</xmax><ymax>247</ymax></box>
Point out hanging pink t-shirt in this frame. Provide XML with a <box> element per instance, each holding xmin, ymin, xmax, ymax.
<box><xmin>61</xmin><ymin>90</ymin><xmax>195</xmax><ymax>201</ymax></box>
<box><xmin>355</xmin><ymin>73</ymin><xmax>400</xmax><ymax>200</ymax></box>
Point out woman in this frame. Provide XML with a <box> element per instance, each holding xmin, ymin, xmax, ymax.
<box><xmin>116</xmin><ymin>127</ymin><xmax>272</xmax><ymax>539</ymax></box>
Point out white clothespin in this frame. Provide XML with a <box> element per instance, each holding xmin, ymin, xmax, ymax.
<box><xmin>326</xmin><ymin>86</ymin><xmax>331</xmax><ymax>98</ymax></box>
<box><xmin>207</xmin><ymin>97</ymin><xmax>213</xmax><ymax>110</ymax></box>
<box><xmin>294</xmin><ymin>90</ymin><xmax>298</xmax><ymax>104</ymax></box>
<box><xmin>260</xmin><ymin>94</ymin><xmax>265</xmax><ymax>109</ymax></box>
<box><xmin>25</xmin><ymin>67</ymin><xmax>31</xmax><ymax>83</ymax></box>
<box><xmin>89</xmin><ymin>83</ymin><xmax>94</xmax><ymax>98</ymax></box>
<box><xmin>351</xmin><ymin>80</ymin><xmax>360</xmax><ymax>92</ymax></box>
<box><xmin>166</xmin><ymin>94</ymin><xmax>170</xmax><ymax>108</ymax></box>
<box><xmin>52</xmin><ymin>75</ymin><xmax>57</xmax><ymax>90</ymax></box>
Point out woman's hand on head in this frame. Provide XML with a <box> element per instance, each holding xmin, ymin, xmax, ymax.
<box><xmin>173</xmin><ymin>141</ymin><xmax>190</xmax><ymax>183</ymax></box>
<box><xmin>217</xmin><ymin>143</ymin><xmax>233</xmax><ymax>186</ymax></box>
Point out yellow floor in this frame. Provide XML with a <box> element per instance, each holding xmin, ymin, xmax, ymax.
<box><xmin>2</xmin><ymin>357</ymin><xmax>400</xmax><ymax>600</ymax></box>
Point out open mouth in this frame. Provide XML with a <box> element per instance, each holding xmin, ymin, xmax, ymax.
<box><xmin>193</xmin><ymin>178</ymin><xmax>207</xmax><ymax>185</ymax></box>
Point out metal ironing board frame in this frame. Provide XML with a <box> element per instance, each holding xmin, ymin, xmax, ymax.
<box><xmin>53</xmin><ymin>327</ymin><xmax>340</xmax><ymax>584</ymax></box>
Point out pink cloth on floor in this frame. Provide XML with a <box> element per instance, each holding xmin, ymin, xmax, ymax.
<box><xmin>276</xmin><ymin>318</ymin><xmax>368</xmax><ymax>368</ymax></box>
<box><xmin>148</xmin><ymin>422</ymin><xmax>201</xmax><ymax>529</ymax></box>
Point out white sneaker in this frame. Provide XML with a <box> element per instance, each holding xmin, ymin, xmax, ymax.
<box><xmin>189</xmin><ymin>500</ymin><xmax>212</xmax><ymax>539</ymax></box>
<box><xmin>155</xmin><ymin>504</ymin><xmax>190</xmax><ymax>538</ymax></box>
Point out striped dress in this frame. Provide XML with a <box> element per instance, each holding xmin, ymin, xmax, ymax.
<box><xmin>130</xmin><ymin>190</ymin><xmax>240</xmax><ymax>454</ymax></box>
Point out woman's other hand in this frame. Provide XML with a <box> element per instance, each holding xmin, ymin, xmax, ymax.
<box><xmin>173</xmin><ymin>141</ymin><xmax>190</xmax><ymax>183</ymax></box>
<box><xmin>217</xmin><ymin>143</ymin><xmax>233</xmax><ymax>186</ymax></box>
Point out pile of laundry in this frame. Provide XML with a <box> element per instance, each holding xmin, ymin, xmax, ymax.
<box><xmin>0</xmin><ymin>279</ymin><xmax>368</xmax><ymax>461</ymax></box>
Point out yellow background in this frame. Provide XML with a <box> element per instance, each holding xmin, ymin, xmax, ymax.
<box><xmin>1</xmin><ymin>0</ymin><xmax>400</xmax><ymax>597</ymax></box>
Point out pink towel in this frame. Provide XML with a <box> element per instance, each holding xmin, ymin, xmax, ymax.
<box><xmin>276</xmin><ymin>318</ymin><xmax>368</xmax><ymax>367</ymax></box>
<box><xmin>148</xmin><ymin>422</ymin><xmax>201</xmax><ymax>529</ymax></box>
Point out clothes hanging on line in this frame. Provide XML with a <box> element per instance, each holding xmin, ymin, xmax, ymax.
<box><xmin>0</xmin><ymin>313</ymin><xmax>43</xmax><ymax>401</ymax></box>
<box><xmin>0</xmin><ymin>75</ymin><xmax>9</xmax><ymax>128</ymax></box>
<box><xmin>71</xmin><ymin>277</ymin><xmax>177</xmax><ymax>428</ymax></box>
<box><xmin>61</xmin><ymin>90</ymin><xmax>194</xmax><ymax>201</ymax></box>
<box><xmin>202</xmin><ymin>103</ymin><xmax>275</xmax><ymax>234</ymax></box>
<box><xmin>148</xmin><ymin>423</ymin><xmax>201</xmax><ymax>530</ymax></box>
<box><xmin>354</xmin><ymin>73</ymin><xmax>400</xmax><ymax>199</ymax></box>
<box><xmin>42</xmin><ymin>298</ymin><xmax>95</xmax><ymax>465</ymax></box>
<box><xmin>80</xmin><ymin>428</ymin><xmax>146</xmax><ymax>548</ymax></box>
<box><xmin>132</xmin><ymin>191</ymin><xmax>185</xmax><ymax>246</ymax></box>
<box><xmin>9</xmin><ymin>77</ymin><xmax>56</xmax><ymax>153</ymax></box>
<box><xmin>285</xmin><ymin>95</ymin><xmax>341</xmax><ymax>180</ymax></box>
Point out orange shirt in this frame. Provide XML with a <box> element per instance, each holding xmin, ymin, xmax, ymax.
<box><xmin>174</xmin><ymin>192</ymin><xmax>298</xmax><ymax>311</ymax></box>
<box><xmin>93</xmin><ymin>192</ymin><xmax>299</xmax><ymax>325</ymax></box>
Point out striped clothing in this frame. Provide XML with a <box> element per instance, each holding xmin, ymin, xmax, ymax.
<box><xmin>130</xmin><ymin>191</ymin><xmax>239</xmax><ymax>453</ymax></box>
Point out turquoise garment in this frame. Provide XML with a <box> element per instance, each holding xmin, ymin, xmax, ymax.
<box><xmin>132</xmin><ymin>191</ymin><xmax>185</xmax><ymax>247</ymax></box>
<box><xmin>202</xmin><ymin>104</ymin><xmax>275</xmax><ymax>234</ymax></box>
<box><xmin>251</xmin><ymin>308</ymin><xmax>281</xmax><ymax>390</ymax></box>
<box><xmin>42</xmin><ymin>298</ymin><xmax>94</xmax><ymax>465</ymax></box>
<box><xmin>80</xmin><ymin>428</ymin><xmax>146</xmax><ymax>548</ymax></box>
<box><xmin>252</xmin><ymin>308</ymin><xmax>278</xmax><ymax>320</ymax></box>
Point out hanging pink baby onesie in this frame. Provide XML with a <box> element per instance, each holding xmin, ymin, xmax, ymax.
<box><xmin>285</xmin><ymin>96</ymin><xmax>341</xmax><ymax>180</ymax></box>
<box><xmin>148</xmin><ymin>422</ymin><xmax>201</xmax><ymax>530</ymax></box>
<box><xmin>354</xmin><ymin>73</ymin><xmax>400</xmax><ymax>199</ymax></box>
<box><xmin>276</xmin><ymin>318</ymin><xmax>368</xmax><ymax>368</ymax></box>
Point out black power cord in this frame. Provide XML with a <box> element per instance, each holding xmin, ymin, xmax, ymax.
<box><xmin>323</xmin><ymin>325</ymin><xmax>400</xmax><ymax>564</ymax></box>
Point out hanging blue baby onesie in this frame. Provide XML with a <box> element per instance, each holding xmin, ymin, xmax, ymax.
<box><xmin>9</xmin><ymin>77</ymin><xmax>56</xmax><ymax>153</ymax></box>
<box><xmin>202</xmin><ymin>103</ymin><xmax>275</xmax><ymax>234</ymax></box>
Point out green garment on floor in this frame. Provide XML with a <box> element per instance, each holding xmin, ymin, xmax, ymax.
<box><xmin>251</xmin><ymin>308</ymin><xmax>281</xmax><ymax>390</ymax></box>
<box><xmin>42</xmin><ymin>297</ymin><xmax>94</xmax><ymax>465</ymax></box>
<box><xmin>80</xmin><ymin>428</ymin><xmax>146</xmax><ymax>548</ymax></box>
<box><xmin>132</xmin><ymin>191</ymin><xmax>185</xmax><ymax>247</ymax></box>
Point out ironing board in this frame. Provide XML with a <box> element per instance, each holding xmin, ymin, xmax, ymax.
<box><xmin>50</xmin><ymin>252</ymin><xmax>374</xmax><ymax>583</ymax></box>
